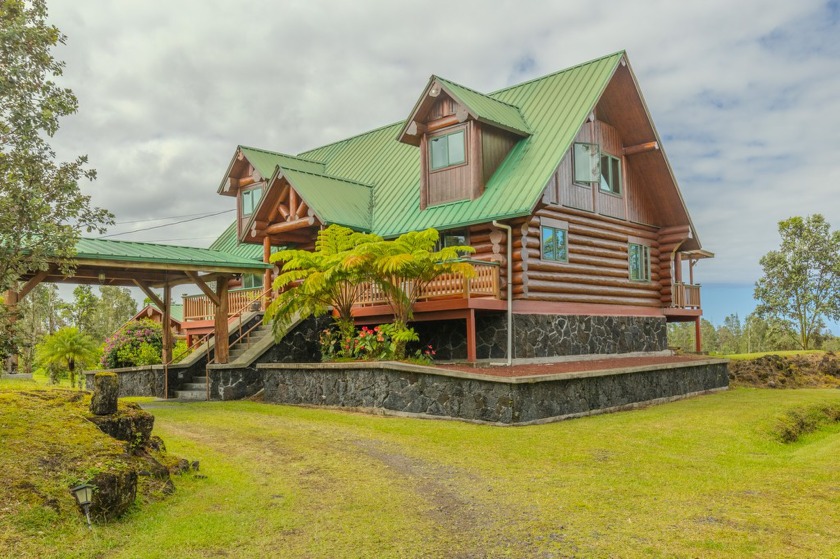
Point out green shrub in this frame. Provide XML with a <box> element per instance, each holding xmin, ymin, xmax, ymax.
<box><xmin>101</xmin><ymin>319</ymin><xmax>163</xmax><ymax>369</ymax></box>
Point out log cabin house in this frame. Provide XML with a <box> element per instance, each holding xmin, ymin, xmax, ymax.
<box><xmin>187</xmin><ymin>51</ymin><xmax>711</xmax><ymax>362</ymax></box>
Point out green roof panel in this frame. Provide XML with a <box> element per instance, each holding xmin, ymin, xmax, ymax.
<box><xmin>75</xmin><ymin>238</ymin><xmax>271</xmax><ymax>270</ymax></box>
<box><xmin>239</xmin><ymin>146</ymin><xmax>325</xmax><ymax>179</ymax></box>
<box><xmin>209</xmin><ymin>221</ymin><xmax>282</xmax><ymax>260</ymax></box>
<box><xmin>281</xmin><ymin>168</ymin><xmax>373</xmax><ymax>230</ymax></box>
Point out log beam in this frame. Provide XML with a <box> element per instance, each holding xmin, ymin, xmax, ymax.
<box><xmin>264</xmin><ymin>216</ymin><xmax>315</xmax><ymax>235</ymax></box>
<box><xmin>623</xmin><ymin>141</ymin><xmax>659</xmax><ymax>156</ymax></box>
<box><xmin>17</xmin><ymin>269</ymin><xmax>50</xmax><ymax>300</ymax></box>
<box><xmin>132</xmin><ymin>280</ymin><xmax>164</xmax><ymax>310</ymax></box>
<box><xmin>214</xmin><ymin>278</ymin><xmax>230</xmax><ymax>364</ymax></box>
<box><xmin>185</xmin><ymin>271</ymin><xmax>221</xmax><ymax>307</ymax></box>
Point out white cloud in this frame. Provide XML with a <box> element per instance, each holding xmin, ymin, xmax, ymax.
<box><xmin>44</xmin><ymin>0</ymin><xmax>839</xmax><ymax>289</ymax></box>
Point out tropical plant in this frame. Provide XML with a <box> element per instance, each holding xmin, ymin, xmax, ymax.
<box><xmin>754</xmin><ymin>214</ymin><xmax>840</xmax><ymax>349</ymax></box>
<box><xmin>355</xmin><ymin>228</ymin><xmax>474</xmax><ymax>357</ymax></box>
<box><xmin>35</xmin><ymin>327</ymin><xmax>99</xmax><ymax>387</ymax></box>
<box><xmin>265</xmin><ymin>225</ymin><xmax>381</xmax><ymax>341</ymax></box>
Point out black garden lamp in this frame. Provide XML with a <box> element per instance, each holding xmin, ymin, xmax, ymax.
<box><xmin>70</xmin><ymin>483</ymin><xmax>94</xmax><ymax>529</ymax></box>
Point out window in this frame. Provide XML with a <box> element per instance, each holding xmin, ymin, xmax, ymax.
<box><xmin>241</xmin><ymin>187</ymin><xmax>262</xmax><ymax>216</ymax></box>
<box><xmin>242</xmin><ymin>274</ymin><xmax>263</xmax><ymax>289</ymax></box>
<box><xmin>600</xmin><ymin>154</ymin><xmax>621</xmax><ymax>194</ymax></box>
<box><xmin>429</xmin><ymin>129</ymin><xmax>466</xmax><ymax>171</ymax></box>
<box><xmin>541</xmin><ymin>226</ymin><xmax>568</xmax><ymax>262</ymax></box>
<box><xmin>629</xmin><ymin>243</ymin><xmax>650</xmax><ymax>281</ymax></box>
<box><xmin>573</xmin><ymin>142</ymin><xmax>600</xmax><ymax>184</ymax></box>
<box><xmin>436</xmin><ymin>229</ymin><xmax>470</xmax><ymax>256</ymax></box>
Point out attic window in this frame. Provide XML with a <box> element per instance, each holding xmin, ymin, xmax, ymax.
<box><xmin>429</xmin><ymin>130</ymin><xmax>466</xmax><ymax>171</ymax></box>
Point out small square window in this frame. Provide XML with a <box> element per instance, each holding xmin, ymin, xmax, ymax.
<box><xmin>430</xmin><ymin>130</ymin><xmax>466</xmax><ymax>171</ymax></box>
<box><xmin>541</xmin><ymin>226</ymin><xmax>568</xmax><ymax>262</ymax></box>
<box><xmin>629</xmin><ymin>243</ymin><xmax>650</xmax><ymax>281</ymax></box>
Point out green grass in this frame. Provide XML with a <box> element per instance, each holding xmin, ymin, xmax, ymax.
<box><xmin>722</xmin><ymin>350</ymin><xmax>825</xmax><ymax>360</ymax></box>
<box><xmin>3</xmin><ymin>388</ymin><xmax>840</xmax><ymax>558</ymax></box>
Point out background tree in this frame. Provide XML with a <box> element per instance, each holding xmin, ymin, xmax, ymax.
<box><xmin>16</xmin><ymin>283</ymin><xmax>65</xmax><ymax>372</ymax></box>
<box><xmin>62</xmin><ymin>285</ymin><xmax>97</xmax><ymax>334</ymax></box>
<box><xmin>90</xmin><ymin>286</ymin><xmax>137</xmax><ymax>342</ymax></box>
<box><xmin>35</xmin><ymin>326</ymin><xmax>98</xmax><ymax>386</ymax></box>
<box><xmin>754</xmin><ymin>215</ymin><xmax>840</xmax><ymax>349</ymax></box>
<box><xmin>0</xmin><ymin>0</ymin><xmax>112</xmax><ymax>347</ymax></box>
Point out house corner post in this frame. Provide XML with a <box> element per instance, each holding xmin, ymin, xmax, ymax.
<box><xmin>695</xmin><ymin>316</ymin><xmax>702</xmax><ymax>353</ymax></box>
<box><xmin>466</xmin><ymin>309</ymin><xmax>477</xmax><ymax>362</ymax></box>
<box><xmin>263</xmin><ymin>236</ymin><xmax>272</xmax><ymax>310</ymax></box>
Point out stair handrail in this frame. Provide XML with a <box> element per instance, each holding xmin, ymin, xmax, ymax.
<box><xmin>162</xmin><ymin>285</ymin><xmax>274</xmax><ymax>399</ymax></box>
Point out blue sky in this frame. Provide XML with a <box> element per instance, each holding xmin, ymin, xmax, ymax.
<box><xmin>45</xmin><ymin>1</ymin><xmax>840</xmax><ymax>329</ymax></box>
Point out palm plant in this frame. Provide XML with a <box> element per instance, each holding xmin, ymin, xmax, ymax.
<box><xmin>265</xmin><ymin>225</ymin><xmax>381</xmax><ymax>341</ymax></box>
<box><xmin>35</xmin><ymin>327</ymin><xmax>99</xmax><ymax>387</ymax></box>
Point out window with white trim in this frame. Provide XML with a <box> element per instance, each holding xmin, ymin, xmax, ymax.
<box><xmin>241</xmin><ymin>187</ymin><xmax>262</xmax><ymax>216</ymax></box>
<box><xmin>429</xmin><ymin>129</ymin><xmax>466</xmax><ymax>171</ymax></box>
<box><xmin>629</xmin><ymin>243</ymin><xmax>650</xmax><ymax>281</ymax></box>
<box><xmin>541</xmin><ymin>225</ymin><xmax>568</xmax><ymax>262</ymax></box>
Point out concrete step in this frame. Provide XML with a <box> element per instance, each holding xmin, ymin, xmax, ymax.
<box><xmin>182</xmin><ymin>382</ymin><xmax>207</xmax><ymax>390</ymax></box>
<box><xmin>175</xmin><ymin>390</ymin><xmax>206</xmax><ymax>401</ymax></box>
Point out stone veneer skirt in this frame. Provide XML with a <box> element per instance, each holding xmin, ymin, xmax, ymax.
<box><xmin>257</xmin><ymin>359</ymin><xmax>728</xmax><ymax>425</ymax></box>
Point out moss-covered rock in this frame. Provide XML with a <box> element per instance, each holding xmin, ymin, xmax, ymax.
<box><xmin>90</xmin><ymin>372</ymin><xmax>119</xmax><ymax>415</ymax></box>
<box><xmin>86</xmin><ymin>402</ymin><xmax>155</xmax><ymax>451</ymax></box>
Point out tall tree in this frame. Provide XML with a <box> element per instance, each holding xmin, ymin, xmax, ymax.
<box><xmin>63</xmin><ymin>285</ymin><xmax>97</xmax><ymax>334</ymax></box>
<box><xmin>754</xmin><ymin>215</ymin><xmax>840</xmax><ymax>349</ymax></box>
<box><xmin>0</xmin><ymin>0</ymin><xmax>112</xmax><ymax>312</ymax></box>
<box><xmin>90</xmin><ymin>286</ymin><xmax>138</xmax><ymax>342</ymax></box>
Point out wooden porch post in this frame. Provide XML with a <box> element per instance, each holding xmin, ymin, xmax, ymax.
<box><xmin>466</xmin><ymin>309</ymin><xmax>477</xmax><ymax>363</ymax></box>
<box><xmin>695</xmin><ymin>316</ymin><xmax>702</xmax><ymax>353</ymax></box>
<box><xmin>214</xmin><ymin>277</ymin><xmax>230</xmax><ymax>363</ymax></box>
<box><xmin>263</xmin><ymin>236</ymin><xmax>272</xmax><ymax>310</ymax></box>
<box><xmin>162</xmin><ymin>284</ymin><xmax>172</xmax><ymax>364</ymax></box>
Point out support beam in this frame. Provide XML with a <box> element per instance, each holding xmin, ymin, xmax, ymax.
<box><xmin>623</xmin><ymin>141</ymin><xmax>659</xmax><ymax>156</ymax></box>
<box><xmin>695</xmin><ymin>316</ymin><xmax>702</xmax><ymax>353</ymax></box>
<box><xmin>295</xmin><ymin>201</ymin><xmax>309</xmax><ymax>219</ymax></box>
<box><xmin>162</xmin><ymin>285</ymin><xmax>172</xmax><ymax>364</ymax></box>
<box><xmin>185</xmin><ymin>271</ymin><xmax>220</xmax><ymax>307</ymax></box>
<box><xmin>263</xmin><ymin>236</ymin><xmax>272</xmax><ymax>309</ymax></box>
<box><xmin>132</xmin><ymin>280</ymin><xmax>164</xmax><ymax>309</ymax></box>
<box><xmin>289</xmin><ymin>189</ymin><xmax>298</xmax><ymax>220</ymax></box>
<box><xmin>264</xmin><ymin>216</ymin><xmax>315</xmax><ymax>236</ymax></box>
<box><xmin>17</xmin><ymin>269</ymin><xmax>50</xmax><ymax>300</ymax></box>
<box><xmin>214</xmin><ymin>278</ymin><xmax>230</xmax><ymax>364</ymax></box>
<box><xmin>466</xmin><ymin>309</ymin><xmax>477</xmax><ymax>362</ymax></box>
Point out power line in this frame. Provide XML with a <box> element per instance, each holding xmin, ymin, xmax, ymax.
<box><xmin>99</xmin><ymin>209</ymin><xmax>234</xmax><ymax>239</ymax></box>
<box><xmin>113</xmin><ymin>210</ymin><xmax>229</xmax><ymax>225</ymax></box>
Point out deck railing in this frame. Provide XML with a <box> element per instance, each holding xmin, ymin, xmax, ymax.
<box><xmin>354</xmin><ymin>260</ymin><xmax>500</xmax><ymax>307</ymax></box>
<box><xmin>672</xmin><ymin>282</ymin><xmax>701</xmax><ymax>309</ymax></box>
<box><xmin>183</xmin><ymin>287</ymin><xmax>263</xmax><ymax>322</ymax></box>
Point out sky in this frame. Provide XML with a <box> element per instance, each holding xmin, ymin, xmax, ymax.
<box><xmin>43</xmin><ymin>0</ymin><xmax>840</xmax><ymax>329</ymax></box>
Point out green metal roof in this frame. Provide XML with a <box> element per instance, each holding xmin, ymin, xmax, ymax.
<box><xmin>434</xmin><ymin>76</ymin><xmax>530</xmax><ymax>136</ymax></box>
<box><xmin>294</xmin><ymin>51</ymin><xmax>623</xmax><ymax>237</ymax></box>
<box><xmin>148</xmin><ymin>303</ymin><xmax>184</xmax><ymax>322</ymax></box>
<box><xmin>281</xmin><ymin>167</ymin><xmax>372</xmax><ymax>230</ymax></box>
<box><xmin>239</xmin><ymin>146</ymin><xmax>324</xmax><ymax>179</ymax></box>
<box><xmin>209</xmin><ymin>222</ymin><xmax>282</xmax><ymax>260</ymax></box>
<box><xmin>76</xmin><ymin>237</ymin><xmax>271</xmax><ymax>270</ymax></box>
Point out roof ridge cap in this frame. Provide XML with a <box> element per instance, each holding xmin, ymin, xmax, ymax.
<box><xmin>488</xmin><ymin>50</ymin><xmax>625</xmax><ymax>96</ymax></box>
<box><xmin>238</xmin><ymin>145</ymin><xmax>325</xmax><ymax>165</ymax></box>
<box><xmin>434</xmin><ymin>75</ymin><xmax>524</xmax><ymax>111</ymax></box>
<box><xmin>282</xmin><ymin>166</ymin><xmax>374</xmax><ymax>189</ymax></box>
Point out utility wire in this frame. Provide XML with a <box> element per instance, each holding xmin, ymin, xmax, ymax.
<box><xmin>113</xmin><ymin>210</ymin><xmax>229</xmax><ymax>225</ymax></box>
<box><xmin>99</xmin><ymin>209</ymin><xmax>234</xmax><ymax>239</ymax></box>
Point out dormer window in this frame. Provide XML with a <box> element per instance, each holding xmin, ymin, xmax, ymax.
<box><xmin>429</xmin><ymin>129</ymin><xmax>466</xmax><ymax>171</ymax></box>
<box><xmin>600</xmin><ymin>154</ymin><xmax>621</xmax><ymax>195</ymax></box>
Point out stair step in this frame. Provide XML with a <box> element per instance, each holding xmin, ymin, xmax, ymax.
<box><xmin>182</xmin><ymin>382</ymin><xmax>207</xmax><ymax>390</ymax></box>
<box><xmin>175</xmin><ymin>390</ymin><xmax>206</xmax><ymax>401</ymax></box>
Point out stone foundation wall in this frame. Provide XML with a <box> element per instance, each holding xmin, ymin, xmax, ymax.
<box><xmin>207</xmin><ymin>367</ymin><xmax>262</xmax><ymax>401</ymax></box>
<box><xmin>255</xmin><ymin>316</ymin><xmax>327</xmax><ymax>364</ymax></box>
<box><xmin>414</xmin><ymin>314</ymin><xmax>667</xmax><ymax>360</ymax></box>
<box><xmin>259</xmin><ymin>359</ymin><xmax>728</xmax><ymax>425</ymax></box>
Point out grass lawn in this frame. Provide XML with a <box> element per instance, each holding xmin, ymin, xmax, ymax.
<box><xmin>3</xmin><ymin>383</ymin><xmax>839</xmax><ymax>558</ymax></box>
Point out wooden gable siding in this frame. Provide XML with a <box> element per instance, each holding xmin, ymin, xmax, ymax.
<box><xmin>428</xmin><ymin>96</ymin><xmax>457</xmax><ymax>120</ymax></box>
<box><xmin>425</xmin><ymin>121</ymin><xmax>481</xmax><ymax>207</ymax></box>
<box><xmin>481</xmin><ymin>125</ymin><xmax>517</xmax><ymax>185</ymax></box>
<box><xmin>504</xmin><ymin>207</ymin><xmax>662</xmax><ymax>307</ymax></box>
